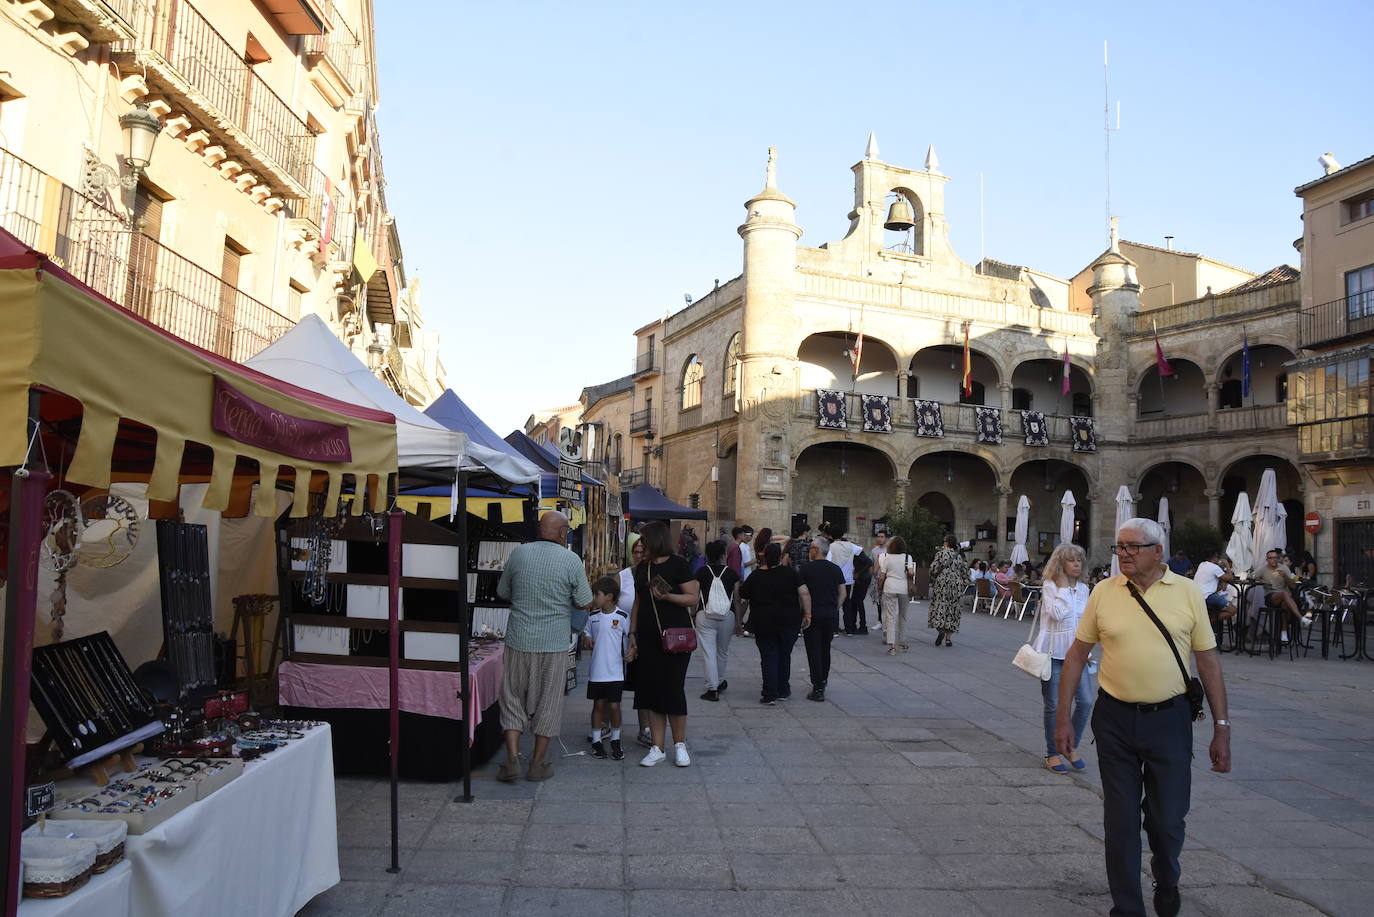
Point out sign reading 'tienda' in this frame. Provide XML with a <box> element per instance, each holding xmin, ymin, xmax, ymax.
<box><xmin>212</xmin><ymin>377</ymin><xmax>352</xmax><ymax>463</ymax></box>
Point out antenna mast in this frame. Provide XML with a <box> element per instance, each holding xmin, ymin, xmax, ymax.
<box><xmin>1103</xmin><ymin>40</ymin><xmax>1120</xmax><ymax>244</ymax></box>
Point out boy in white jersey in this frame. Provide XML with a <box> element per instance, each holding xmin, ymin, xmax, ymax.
<box><xmin>582</xmin><ymin>576</ymin><xmax>630</xmax><ymax>760</ymax></box>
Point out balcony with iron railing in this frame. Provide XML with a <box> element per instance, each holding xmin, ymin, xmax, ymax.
<box><xmin>629</xmin><ymin>408</ymin><xmax>653</xmax><ymax>435</ymax></box>
<box><xmin>0</xmin><ymin>144</ymin><xmax>293</xmax><ymax>362</ymax></box>
<box><xmin>113</xmin><ymin>0</ymin><xmax>316</xmax><ymax>196</ymax></box>
<box><xmin>282</xmin><ymin>165</ymin><xmax>347</xmax><ymax>250</ymax></box>
<box><xmin>632</xmin><ymin>350</ymin><xmax>660</xmax><ymax>377</ymax></box>
<box><xmin>619</xmin><ymin>467</ymin><xmax>647</xmax><ymax>490</ymax></box>
<box><xmin>302</xmin><ymin>0</ymin><xmax>366</xmax><ymax>102</ymax></box>
<box><xmin>581</xmin><ymin>460</ymin><xmax>607</xmax><ymax>484</ymax></box>
<box><xmin>1299</xmin><ymin>293</ymin><xmax>1374</xmax><ymax>349</ymax></box>
<box><xmin>1130</xmin><ymin>279</ymin><xmax>1300</xmax><ymax>335</ymax></box>
<box><xmin>35</xmin><ymin>0</ymin><xmax>138</xmax><ymax>43</ymax></box>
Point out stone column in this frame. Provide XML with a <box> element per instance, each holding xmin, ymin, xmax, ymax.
<box><xmin>1205</xmin><ymin>382</ymin><xmax>1220</xmax><ymax>431</ymax></box>
<box><xmin>1204</xmin><ymin>488</ymin><xmax>1222</xmax><ymax>530</ymax></box>
<box><xmin>896</xmin><ymin>370</ymin><xmax>910</xmax><ymax>399</ymax></box>
<box><xmin>893</xmin><ymin>477</ymin><xmax>910</xmax><ymax>512</ymax></box>
<box><xmin>998</xmin><ymin>381</ymin><xmax>1012</xmax><ymax>412</ymax></box>
<box><xmin>996</xmin><ymin>484</ymin><xmax>1011</xmax><ymax>554</ymax></box>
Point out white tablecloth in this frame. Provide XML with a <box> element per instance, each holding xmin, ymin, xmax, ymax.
<box><xmin>124</xmin><ymin>724</ymin><xmax>339</xmax><ymax>916</ymax></box>
<box><xmin>17</xmin><ymin>860</ymin><xmax>131</xmax><ymax>917</ymax></box>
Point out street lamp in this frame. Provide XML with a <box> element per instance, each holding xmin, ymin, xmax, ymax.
<box><xmin>119</xmin><ymin>101</ymin><xmax>163</xmax><ymax>177</ymax></box>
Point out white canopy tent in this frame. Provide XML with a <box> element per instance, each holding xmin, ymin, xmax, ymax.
<box><xmin>247</xmin><ymin>316</ymin><xmax>541</xmax><ymax>490</ymax></box>
<box><xmin>1157</xmin><ymin>496</ymin><xmax>1172</xmax><ymax>559</ymax></box>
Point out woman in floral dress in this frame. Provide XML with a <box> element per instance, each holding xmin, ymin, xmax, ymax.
<box><xmin>928</xmin><ymin>534</ymin><xmax>966</xmax><ymax>646</ymax></box>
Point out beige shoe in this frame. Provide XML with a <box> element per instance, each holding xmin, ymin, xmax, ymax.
<box><xmin>495</xmin><ymin>758</ymin><xmax>520</xmax><ymax>782</ymax></box>
<box><xmin>526</xmin><ymin>761</ymin><xmax>555</xmax><ymax>781</ymax></box>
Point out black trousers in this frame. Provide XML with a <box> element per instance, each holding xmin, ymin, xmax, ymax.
<box><xmin>843</xmin><ymin>574</ymin><xmax>871</xmax><ymax>632</ymax></box>
<box><xmin>1093</xmin><ymin>691</ymin><xmax>1193</xmax><ymax>917</ymax></box>
<box><xmin>755</xmin><ymin>628</ymin><xmax>800</xmax><ymax>702</ymax></box>
<box><xmin>803</xmin><ymin>616</ymin><xmax>837</xmax><ymax>688</ymax></box>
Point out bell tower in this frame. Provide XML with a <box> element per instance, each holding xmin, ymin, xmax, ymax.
<box><xmin>735</xmin><ymin>147</ymin><xmax>801</xmax><ymax>533</ymax></box>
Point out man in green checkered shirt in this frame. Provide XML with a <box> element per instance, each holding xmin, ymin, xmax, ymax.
<box><xmin>495</xmin><ymin>511</ymin><xmax>593</xmax><ymax>782</ymax></box>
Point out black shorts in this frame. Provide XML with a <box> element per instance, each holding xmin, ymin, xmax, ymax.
<box><xmin>587</xmin><ymin>680</ymin><xmax>625</xmax><ymax>702</ymax></box>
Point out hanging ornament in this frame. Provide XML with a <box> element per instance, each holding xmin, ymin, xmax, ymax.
<box><xmin>41</xmin><ymin>490</ymin><xmax>83</xmax><ymax>574</ymax></box>
<box><xmin>77</xmin><ymin>492</ymin><xmax>141</xmax><ymax>568</ymax></box>
<box><xmin>50</xmin><ymin>569</ymin><xmax>69</xmax><ymax>641</ymax></box>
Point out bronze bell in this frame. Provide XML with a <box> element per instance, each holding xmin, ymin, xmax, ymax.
<box><xmin>883</xmin><ymin>196</ymin><xmax>915</xmax><ymax>231</ymax></box>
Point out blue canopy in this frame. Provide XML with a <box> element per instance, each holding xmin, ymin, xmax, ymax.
<box><xmin>504</xmin><ymin>430</ymin><xmax>603</xmax><ymax>492</ymax></box>
<box><xmin>400</xmin><ymin>390</ymin><xmax>539</xmax><ymax>498</ymax></box>
<box><xmin>625</xmin><ymin>483</ymin><xmax>708</xmax><ymax>521</ymax></box>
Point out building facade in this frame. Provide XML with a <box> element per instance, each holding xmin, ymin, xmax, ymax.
<box><xmin>1290</xmin><ymin>152</ymin><xmax>1374</xmax><ymax>584</ymax></box>
<box><xmin>0</xmin><ymin>0</ymin><xmax>443</xmax><ymax>399</ymax></box>
<box><xmin>589</xmin><ymin>141</ymin><xmax>1306</xmax><ymax>568</ymax></box>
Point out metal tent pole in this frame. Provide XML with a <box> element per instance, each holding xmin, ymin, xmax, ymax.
<box><xmin>2</xmin><ymin>392</ymin><xmax>47</xmax><ymax>917</ymax></box>
<box><xmin>386</xmin><ymin>507</ymin><xmax>403</xmax><ymax>873</ymax></box>
<box><xmin>455</xmin><ymin>471</ymin><xmax>473</xmax><ymax>803</ymax></box>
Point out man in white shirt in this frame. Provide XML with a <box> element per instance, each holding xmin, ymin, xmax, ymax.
<box><xmin>1193</xmin><ymin>551</ymin><xmax>1235</xmax><ymax>615</ymax></box>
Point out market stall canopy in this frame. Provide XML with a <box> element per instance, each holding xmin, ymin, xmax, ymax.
<box><xmin>245</xmin><ymin>316</ymin><xmax>539</xmax><ymax>489</ymax></box>
<box><xmin>0</xmin><ymin>229</ymin><xmax>398</xmax><ymax>516</ymax></box>
<box><xmin>624</xmin><ymin>483</ymin><xmax>709</xmax><ymax>522</ymax></box>
<box><xmin>504</xmin><ymin>431</ymin><xmax>604</xmax><ymax>490</ymax></box>
<box><xmin>424</xmin><ymin>390</ymin><xmax>542</xmax><ymax>488</ymax></box>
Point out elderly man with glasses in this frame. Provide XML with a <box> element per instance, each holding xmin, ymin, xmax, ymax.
<box><xmin>1054</xmin><ymin>519</ymin><xmax>1231</xmax><ymax>917</ymax></box>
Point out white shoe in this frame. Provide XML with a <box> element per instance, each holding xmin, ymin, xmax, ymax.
<box><xmin>640</xmin><ymin>746</ymin><xmax>666</xmax><ymax>767</ymax></box>
<box><xmin>673</xmin><ymin>742</ymin><xmax>691</xmax><ymax>767</ymax></box>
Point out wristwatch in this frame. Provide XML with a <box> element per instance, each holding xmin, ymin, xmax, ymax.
<box><xmin>1214</xmin><ymin>719</ymin><xmax>1231</xmax><ymax>727</ymax></box>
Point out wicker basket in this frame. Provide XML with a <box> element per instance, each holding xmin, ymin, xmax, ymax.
<box><xmin>21</xmin><ymin>836</ymin><xmax>97</xmax><ymax>899</ymax></box>
<box><xmin>94</xmin><ymin>841</ymin><xmax>126</xmax><ymax>874</ymax></box>
<box><xmin>35</xmin><ymin>819</ymin><xmax>127</xmax><ymax>873</ymax></box>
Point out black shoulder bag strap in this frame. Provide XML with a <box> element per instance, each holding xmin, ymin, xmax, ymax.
<box><xmin>1125</xmin><ymin>580</ymin><xmax>1206</xmax><ymax>721</ymax></box>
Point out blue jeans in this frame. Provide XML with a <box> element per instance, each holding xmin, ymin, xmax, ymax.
<box><xmin>1042</xmin><ymin>657</ymin><xmax>1093</xmax><ymax>756</ymax></box>
<box><xmin>755</xmin><ymin>628</ymin><xmax>800</xmax><ymax>701</ymax></box>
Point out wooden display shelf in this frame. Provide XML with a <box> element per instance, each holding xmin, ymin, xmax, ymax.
<box><xmin>286</xmin><ymin>571</ymin><xmax>462</xmax><ymax>591</ymax></box>
<box><xmin>289</xmin><ymin>652</ymin><xmax>461</xmax><ymax>672</ymax></box>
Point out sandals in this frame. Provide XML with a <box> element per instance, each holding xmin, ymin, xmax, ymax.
<box><xmin>1068</xmin><ymin>749</ymin><xmax>1087</xmax><ymax>770</ymax></box>
<box><xmin>1044</xmin><ymin>755</ymin><xmax>1070</xmax><ymax>774</ymax></box>
<box><xmin>886</xmin><ymin>646</ymin><xmax>900</xmax><ymax>656</ymax></box>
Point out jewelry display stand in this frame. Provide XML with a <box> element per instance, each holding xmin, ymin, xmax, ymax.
<box><xmin>154</xmin><ymin>522</ymin><xmax>216</xmax><ymax>700</ymax></box>
<box><xmin>28</xmin><ymin>633</ymin><xmax>164</xmax><ymax>778</ymax></box>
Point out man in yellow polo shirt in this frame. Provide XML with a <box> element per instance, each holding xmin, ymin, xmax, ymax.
<box><xmin>1055</xmin><ymin>518</ymin><xmax>1231</xmax><ymax>917</ymax></box>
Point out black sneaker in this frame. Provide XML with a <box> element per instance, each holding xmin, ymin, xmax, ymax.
<box><xmin>717</xmin><ymin>681</ymin><xmax>728</xmax><ymax>692</ymax></box>
<box><xmin>807</xmin><ymin>688</ymin><xmax>825</xmax><ymax>702</ymax></box>
<box><xmin>590</xmin><ymin>740</ymin><xmax>608</xmax><ymax>759</ymax></box>
<box><xmin>700</xmin><ymin>689</ymin><xmax>720</xmax><ymax>702</ymax></box>
<box><xmin>1152</xmin><ymin>884</ymin><xmax>1181</xmax><ymax>917</ymax></box>
<box><xmin>636</xmin><ymin>729</ymin><xmax>653</xmax><ymax>748</ymax></box>
<box><xmin>609</xmin><ymin>739</ymin><xmax>624</xmax><ymax>760</ymax></box>
<box><xmin>760</xmin><ymin>696</ymin><xmax>776</xmax><ymax>706</ymax></box>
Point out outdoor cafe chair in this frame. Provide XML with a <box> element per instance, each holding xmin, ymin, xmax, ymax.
<box><xmin>972</xmin><ymin>578</ymin><xmax>996</xmax><ymax>615</ymax></box>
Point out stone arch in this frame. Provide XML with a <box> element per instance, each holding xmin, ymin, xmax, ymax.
<box><xmin>907</xmin><ymin>449</ymin><xmax>1000</xmax><ymax>542</ymax></box>
<box><xmin>791</xmin><ymin>432</ymin><xmax>901</xmax><ymax>479</ymax></box>
<box><xmin>797</xmin><ymin>330</ymin><xmax>900</xmax><ymax>396</ymax></box>
<box><xmin>1217</xmin><ymin>453</ymin><xmax>1305</xmax><ymax>546</ymax></box>
<box><xmin>906</xmin><ymin>440</ymin><xmax>1006</xmax><ymax>488</ymax></box>
<box><xmin>908</xmin><ymin>342</ymin><xmax>1003</xmax><ymax>403</ymax></box>
<box><xmin>722</xmin><ymin>332</ymin><xmax>742</xmax><ymax>396</ymax></box>
<box><xmin>882</xmin><ymin>185</ymin><xmax>927</xmax><ymax>256</ymax></box>
<box><xmin>1008</xmin><ymin>458</ymin><xmax>1095</xmax><ymax>552</ymax></box>
<box><xmin>1136</xmin><ymin>358</ymin><xmax>1207</xmax><ymax>417</ymax></box>
<box><xmin>1131</xmin><ymin>457</ymin><xmax>1209</xmax><ymax>493</ymax></box>
<box><xmin>1135</xmin><ymin>461</ymin><xmax>1210</xmax><ymax>533</ymax></box>
<box><xmin>793</xmin><ymin>440</ymin><xmax>899</xmax><ymax>538</ymax></box>
<box><xmin>1213</xmin><ymin>342</ymin><xmax>1295</xmax><ymax>408</ymax></box>
<box><xmin>1010</xmin><ymin>356</ymin><xmax>1096</xmax><ymax>416</ymax></box>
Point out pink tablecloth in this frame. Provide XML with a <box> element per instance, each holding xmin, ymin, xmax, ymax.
<box><xmin>277</xmin><ymin>645</ymin><xmax>504</xmax><ymax>743</ymax></box>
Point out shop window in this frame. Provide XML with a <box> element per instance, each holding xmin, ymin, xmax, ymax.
<box><xmin>1012</xmin><ymin>387</ymin><xmax>1032</xmax><ymax>410</ymax></box>
<box><xmin>681</xmin><ymin>355</ymin><xmax>703</xmax><ymax>411</ymax></box>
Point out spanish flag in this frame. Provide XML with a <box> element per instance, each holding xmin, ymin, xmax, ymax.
<box><xmin>962</xmin><ymin>324</ymin><xmax>972</xmax><ymax>397</ymax></box>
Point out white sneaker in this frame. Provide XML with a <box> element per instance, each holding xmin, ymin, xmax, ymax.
<box><xmin>673</xmin><ymin>742</ymin><xmax>691</xmax><ymax>767</ymax></box>
<box><xmin>640</xmin><ymin>746</ymin><xmax>666</xmax><ymax>767</ymax></box>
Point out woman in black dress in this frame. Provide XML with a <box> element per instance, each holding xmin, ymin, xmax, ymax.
<box><xmin>740</xmin><ymin>542</ymin><xmax>811</xmax><ymax>704</ymax></box>
<box><xmin>626</xmin><ymin>521</ymin><xmax>700</xmax><ymax>767</ymax></box>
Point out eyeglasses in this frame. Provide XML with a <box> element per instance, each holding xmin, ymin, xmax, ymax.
<box><xmin>1110</xmin><ymin>543</ymin><xmax>1158</xmax><ymax>556</ymax></box>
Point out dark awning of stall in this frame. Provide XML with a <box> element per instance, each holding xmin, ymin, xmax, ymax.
<box><xmin>624</xmin><ymin>483</ymin><xmax>708</xmax><ymax>521</ymax></box>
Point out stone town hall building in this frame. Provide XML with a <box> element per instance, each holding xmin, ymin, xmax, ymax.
<box><xmin>558</xmin><ymin>139</ymin><xmax>1308</xmax><ymax>569</ymax></box>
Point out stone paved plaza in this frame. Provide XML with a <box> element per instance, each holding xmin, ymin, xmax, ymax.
<box><xmin>302</xmin><ymin>602</ymin><xmax>1374</xmax><ymax>916</ymax></box>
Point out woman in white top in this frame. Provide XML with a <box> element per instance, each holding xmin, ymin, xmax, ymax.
<box><xmin>875</xmin><ymin>535</ymin><xmax>916</xmax><ymax>654</ymax></box>
<box><xmin>618</xmin><ymin>540</ymin><xmax>649</xmax><ymax>747</ymax></box>
<box><xmin>1036</xmin><ymin>542</ymin><xmax>1092</xmax><ymax>774</ymax></box>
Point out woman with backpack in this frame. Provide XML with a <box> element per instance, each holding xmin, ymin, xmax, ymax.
<box><xmin>694</xmin><ymin>539</ymin><xmax>740</xmax><ymax>702</ymax></box>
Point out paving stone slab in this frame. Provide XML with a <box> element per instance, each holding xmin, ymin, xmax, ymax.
<box><xmin>378</xmin><ymin>883</ymin><xmax>505</xmax><ymax>915</ymax></box>
<box><xmin>626</xmin><ymin>852</ymin><xmax>734</xmax><ymax>889</ymax></box>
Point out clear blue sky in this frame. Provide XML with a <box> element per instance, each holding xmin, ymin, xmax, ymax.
<box><xmin>375</xmin><ymin>0</ymin><xmax>1374</xmax><ymax>436</ymax></box>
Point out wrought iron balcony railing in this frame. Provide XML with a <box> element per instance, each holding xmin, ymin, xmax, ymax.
<box><xmin>629</xmin><ymin>408</ymin><xmax>653</xmax><ymax>434</ymax></box>
<box><xmin>1300</xmin><ymin>293</ymin><xmax>1374</xmax><ymax>349</ymax></box>
<box><xmin>115</xmin><ymin>0</ymin><xmax>316</xmax><ymax>192</ymax></box>
<box><xmin>619</xmin><ymin>467</ymin><xmax>647</xmax><ymax>490</ymax></box>
<box><xmin>0</xmin><ymin>145</ymin><xmax>293</xmax><ymax>363</ymax></box>
<box><xmin>302</xmin><ymin>0</ymin><xmax>366</xmax><ymax>94</ymax></box>
<box><xmin>632</xmin><ymin>350</ymin><xmax>659</xmax><ymax>377</ymax></box>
